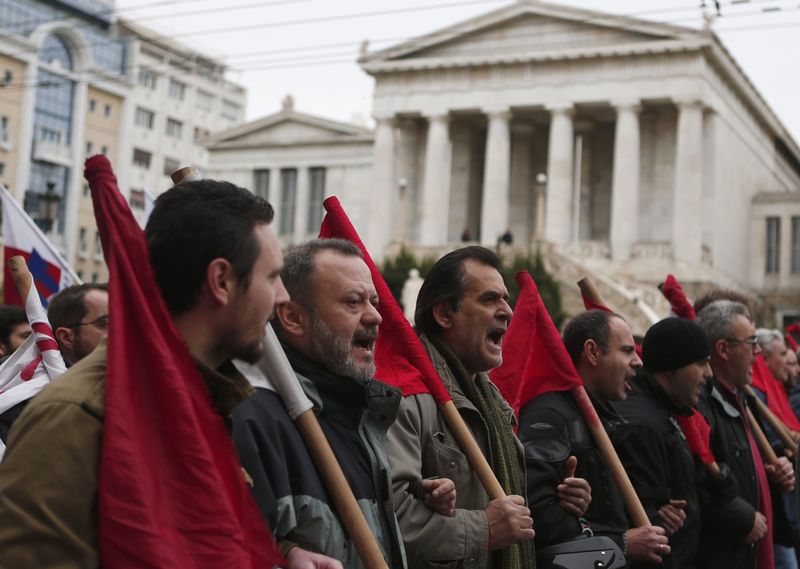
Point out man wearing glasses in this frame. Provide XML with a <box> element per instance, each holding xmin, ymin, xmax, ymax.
<box><xmin>695</xmin><ymin>300</ymin><xmax>795</xmax><ymax>569</ymax></box>
<box><xmin>48</xmin><ymin>283</ymin><xmax>109</xmax><ymax>366</ymax></box>
<box><xmin>0</xmin><ymin>284</ymin><xmax>109</xmax><ymax>444</ymax></box>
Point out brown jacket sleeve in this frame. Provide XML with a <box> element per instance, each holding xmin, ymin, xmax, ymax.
<box><xmin>386</xmin><ymin>394</ymin><xmax>490</xmax><ymax>569</ymax></box>
<box><xmin>0</xmin><ymin>398</ymin><xmax>102</xmax><ymax>568</ymax></box>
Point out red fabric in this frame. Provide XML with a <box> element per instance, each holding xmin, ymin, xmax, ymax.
<box><xmin>84</xmin><ymin>156</ymin><xmax>282</xmax><ymax>568</ymax></box>
<box><xmin>661</xmin><ymin>274</ymin><xmax>696</xmax><ymax>320</ymax></box>
<box><xmin>676</xmin><ymin>409</ymin><xmax>716</xmax><ymax>465</ymax></box>
<box><xmin>751</xmin><ymin>354</ymin><xmax>800</xmax><ymax>431</ymax></box>
<box><xmin>787</xmin><ymin>335</ymin><xmax>799</xmax><ymax>352</ymax></box>
<box><xmin>580</xmin><ymin>290</ymin><xmax>612</xmax><ymax>313</ymax></box>
<box><xmin>318</xmin><ymin>196</ymin><xmax>452</xmax><ymax>404</ymax></box>
<box><xmin>490</xmin><ymin>271</ymin><xmax>582</xmax><ymax>415</ymax></box>
<box><xmin>786</xmin><ymin>323</ymin><xmax>800</xmax><ymax>351</ymax></box>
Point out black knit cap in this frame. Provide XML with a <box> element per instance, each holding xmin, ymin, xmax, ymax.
<box><xmin>643</xmin><ymin>317</ymin><xmax>711</xmax><ymax>373</ymax></box>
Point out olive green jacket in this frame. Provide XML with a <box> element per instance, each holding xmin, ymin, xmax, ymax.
<box><xmin>385</xmin><ymin>335</ymin><xmax>525</xmax><ymax>569</ymax></box>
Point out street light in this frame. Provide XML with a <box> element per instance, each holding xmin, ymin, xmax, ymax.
<box><xmin>37</xmin><ymin>181</ymin><xmax>61</xmax><ymax>233</ymax></box>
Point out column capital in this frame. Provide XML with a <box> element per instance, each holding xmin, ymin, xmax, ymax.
<box><xmin>611</xmin><ymin>98</ymin><xmax>642</xmax><ymax>113</ymax></box>
<box><xmin>673</xmin><ymin>97</ymin><xmax>705</xmax><ymax>110</ymax></box>
<box><xmin>545</xmin><ymin>102</ymin><xmax>574</xmax><ymax>115</ymax></box>
<box><xmin>424</xmin><ymin>112</ymin><xmax>450</xmax><ymax>124</ymax></box>
<box><xmin>483</xmin><ymin>107</ymin><xmax>512</xmax><ymax>121</ymax></box>
<box><xmin>372</xmin><ymin>114</ymin><xmax>397</xmax><ymax>125</ymax></box>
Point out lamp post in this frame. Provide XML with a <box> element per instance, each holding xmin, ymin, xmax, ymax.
<box><xmin>37</xmin><ymin>181</ymin><xmax>62</xmax><ymax>233</ymax></box>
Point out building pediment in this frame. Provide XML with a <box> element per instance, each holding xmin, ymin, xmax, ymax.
<box><xmin>361</xmin><ymin>0</ymin><xmax>704</xmax><ymax>72</ymax></box>
<box><xmin>207</xmin><ymin>110</ymin><xmax>372</xmax><ymax>149</ymax></box>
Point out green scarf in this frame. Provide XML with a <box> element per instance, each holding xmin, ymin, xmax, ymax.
<box><xmin>429</xmin><ymin>336</ymin><xmax>535</xmax><ymax>569</ymax></box>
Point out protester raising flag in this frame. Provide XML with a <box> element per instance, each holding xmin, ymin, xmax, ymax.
<box><xmin>0</xmin><ymin>256</ymin><xmax>68</xmax><ymax>461</ymax></box>
<box><xmin>493</xmin><ymin>271</ymin><xmax>650</xmax><ymax>527</ymax></box>
<box><xmin>84</xmin><ymin>156</ymin><xmax>282</xmax><ymax>568</ymax></box>
<box><xmin>0</xmin><ymin>185</ymin><xmax>80</xmax><ymax>306</ymax></box>
<box><xmin>318</xmin><ymin>195</ymin><xmax>506</xmax><ymax>500</ymax></box>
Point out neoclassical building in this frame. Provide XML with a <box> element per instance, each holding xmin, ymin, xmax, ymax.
<box><xmin>209</xmin><ymin>1</ymin><xmax>800</xmax><ymax>328</ymax></box>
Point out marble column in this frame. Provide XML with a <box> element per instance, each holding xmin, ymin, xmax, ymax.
<box><xmin>293</xmin><ymin>165</ymin><xmax>310</xmax><ymax>243</ymax></box>
<box><xmin>367</xmin><ymin>116</ymin><xmax>395</xmax><ymax>256</ymax></box>
<box><xmin>672</xmin><ymin>100</ymin><xmax>704</xmax><ymax>264</ymax></box>
<box><xmin>544</xmin><ymin>103</ymin><xmax>575</xmax><ymax>245</ymax></box>
<box><xmin>609</xmin><ymin>100</ymin><xmax>642</xmax><ymax>261</ymax></box>
<box><xmin>480</xmin><ymin>109</ymin><xmax>512</xmax><ymax>246</ymax></box>
<box><xmin>419</xmin><ymin>113</ymin><xmax>451</xmax><ymax>246</ymax></box>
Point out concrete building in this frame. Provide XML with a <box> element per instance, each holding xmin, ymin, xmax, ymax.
<box><xmin>0</xmin><ymin>0</ymin><xmax>247</xmax><ymax>284</ymax></box>
<box><xmin>209</xmin><ymin>0</ymin><xmax>800</xmax><ymax>329</ymax></box>
<box><xmin>206</xmin><ymin>95</ymin><xmax>374</xmax><ymax>248</ymax></box>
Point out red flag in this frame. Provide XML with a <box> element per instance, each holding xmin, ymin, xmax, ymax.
<box><xmin>490</xmin><ymin>271</ymin><xmax>582</xmax><ymax>415</ymax></box>
<box><xmin>676</xmin><ymin>409</ymin><xmax>716</xmax><ymax>465</ymax></box>
<box><xmin>660</xmin><ymin>274</ymin><xmax>696</xmax><ymax>320</ymax></box>
<box><xmin>318</xmin><ymin>196</ymin><xmax>451</xmax><ymax>404</ymax></box>
<box><xmin>84</xmin><ymin>156</ymin><xmax>282</xmax><ymax>568</ymax></box>
<box><xmin>751</xmin><ymin>354</ymin><xmax>800</xmax><ymax>432</ymax></box>
<box><xmin>786</xmin><ymin>323</ymin><xmax>800</xmax><ymax>352</ymax></box>
<box><xmin>580</xmin><ymin>290</ymin><xmax>612</xmax><ymax>313</ymax></box>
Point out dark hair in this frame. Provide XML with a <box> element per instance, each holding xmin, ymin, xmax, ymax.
<box><xmin>47</xmin><ymin>283</ymin><xmax>108</xmax><ymax>331</ymax></box>
<box><xmin>0</xmin><ymin>305</ymin><xmax>27</xmax><ymax>349</ymax></box>
<box><xmin>281</xmin><ymin>238</ymin><xmax>362</xmax><ymax>310</ymax></box>
<box><xmin>562</xmin><ymin>309</ymin><xmax>622</xmax><ymax>365</ymax></box>
<box><xmin>414</xmin><ymin>246</ymin><xmax>502</xmax><ymax>336</ymax></box>
<box><xmin>145</xmin><ymin>180</ymin><xmax>274</xmax><ymax>315</ymax></box>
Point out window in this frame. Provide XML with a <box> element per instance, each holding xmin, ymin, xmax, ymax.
<box><xmin>82</xmin><ymin>183</ymin><xmax>89</xmax><ymax>197</ymax></box>
<box><xmin>196</xmin><ymin>90</ymin><xmax>213</xmax><ymax>111</ymax></box>
<box><xmin>89</xmin><ymin>99</ymin><xmax>96</xmax><ymax>112</ymax></box>
<box><xmin>86</xmin><ymin>141</ymin><xmax>93</xmax><ymax>155</ymax></box>
<box><xmin>253</xmin><ymin>169</ymin><xmax>269</xmax><ymax>200</ymax></box>
<box><xmin>766</xmin><ymin>217</ymin><xmax>781</xmax><ymax>274</ymax></box>
<box><xmin>166</xmin><ymin>118</ymin><xmax>183</xmax><ymax>138</ymax></box>
<box><xmin>222</xmin><ymin>99</ymin><xmax>240</xmax><ymax>121</ymax></box>
<box><xmin>0</xmin><ymin>116</ymin><xmax>8</xmax><ymax>142</ymax></box>
<box><xmin>164</xmin><ymin>157</ymin><xmax>180</xmax><ymax>177</ymax></box>
<box><xmin>0</xmin><ymin>162</ymin><xmax>5</xmax><ymax>177</ymax></box>
<box><xmin>129</xmin><ymin>189</ymin><xmax>145</xmax><ymax>210</ymax></box>
<box><xmin>135</xmin><ymin>107</ymin><xmax>154</xmax><ymax>129</ymax></box>
<box><xmin>79</xmin><ymin>228</ymin><xmax>87</xmax><ymax>254</ymax></box>
<box><xmin>101</xmin><ymin>145</ymin><xmax>108</xmax><ymax>155</ymax></box>
<box><xmin>77</xmin><ymin>270</ymin><xmax>84</xmax><ymax>281</ymax></box>
<box><xmin>138</xmin><ymin>69</ymin><xmax>157</xmax><ymax>90</ymax></box>
<box><xmin>792</xmin><ymin>216</ymin><xmax>800</xmax><ymax>274</ymax></box>
<box><xmin>168</xmin><ymin>79</ymin><xmax>186</xmax><ymax>100</ymax></box>
<box><xmin>94</xmin><ymin>231</ymin><xmax>102</xmax><ymax>259</ymax></box>
<box><xmin>91</xmin><ymin>272</ymin><xmax>98</xmax><ymax>283</ymax></box>
<box><xmin>193</xmin><ymin>126</ymin><xmax>210</xmax><ymax>144</ymax></box>
<box><xmin>39</xmin><ymin>126</ymin><xmax>62</xmax><ymax>144</ymax></box>
<box><xmin>279</xmin><ymin>169</ymin><xmax>297</xmax><ymax>235</ymax></box>
<box><xmin>133</xmin><ymin>148</ymin><xmax>151</xmax><ymax>169</ymax></box>
<box><xmin>104</xmin><ymin>103</ymin><xmax>111</xmax><ymax>117</ymax></box>
<box><xmin>307</xmin><ymin>167</ymin><xmax>326</xmax><ymax>231</ymax></box>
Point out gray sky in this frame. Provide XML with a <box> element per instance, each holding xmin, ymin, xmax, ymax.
<box><xmin>116</xmin><ymin>0</ymin><xmax>800</xmax><ymax>142</ymax></box>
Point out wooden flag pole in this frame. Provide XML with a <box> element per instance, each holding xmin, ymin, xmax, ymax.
<box><xmin>172</xmin><ymin>168</ymin><xmax>389</xmax><ymax>569</ymax></box>
<box><xmin>8</xmin><ymin>256</ymin><xmax>33</xmax><ymax>302</ymax></box>
<box><xmin>577</xmin><ymin>277</ymin><xmax>605</xmax><ymax>310</ymax></box>
<box><xmin>743</xmin><ymin>385</ymin><xmax>798</xmax><ymax>453</ymax></box>
<box><xmin>439</xmin><ymin>401</ymin><xmax>506</xmax><ymax>500</ymax></box>
<box><xmin>746</xmin><ymin>407</ymin><xmax>780</xmax><ymax>464</ymax></box>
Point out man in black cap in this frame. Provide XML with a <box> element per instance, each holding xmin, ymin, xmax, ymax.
<box><xmin>613</xmin><ymin>317</ymin><xmax>712</xmax><ymax>569</ymax></box>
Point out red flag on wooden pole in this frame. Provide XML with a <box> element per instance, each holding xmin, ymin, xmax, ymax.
<box><xmin>660</xmin><ymin>274</ymin><xmax>696</xmax><ymax>320</ymax></box>
<box><xmin>84</xmin><ymin>156</ymin><xmax>282</xmax><ymax>568</ymax></box>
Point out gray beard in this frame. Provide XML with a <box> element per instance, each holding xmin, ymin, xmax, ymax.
<box><xmin>309</xmin><ymin>316</ymin><xmax>376</xmax><ymax>382</ymax></box>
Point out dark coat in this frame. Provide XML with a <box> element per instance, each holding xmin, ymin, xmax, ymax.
<box><xmin>613</xmin><ymin>373</ymin><xmax>700</xmax><ymax>569</ymax></box>
<box><xmin>519</xmin><ymin>389</ymin><xmax>629</xmax><ymax>552</ymax></box>
<box><xmin>694</xmin><ymin>378</ymin><xmax>763</xmax><ymax>569</ymax></box>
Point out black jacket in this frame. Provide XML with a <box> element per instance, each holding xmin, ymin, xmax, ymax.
<box><xmin>519</xmin><ymin>389</ymin><xmax>629</xmax><ymax>552</ymax></box>
<box><xmin>231</xmin><ymin>346</ymin><xmax>407</xmax><ymax>569</ymax></box>
<box><xmin>613</xmin><ymin>373</ymin><xmax>700</xmax><ymax>569</ymax></box>
<box><xmin>694</xmin><ymin>378</ymin><xmax>763</xmax><ymax>569</ymax></box>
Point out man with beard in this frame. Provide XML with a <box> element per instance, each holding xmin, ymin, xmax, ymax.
<box><xmin>0</xmin><ymin>180</ymin><xmax>326</xmax><ymax>567</ymax></box>
<box><xmin>387</xmin><ymin>246</ymin><xmax>588</xmax><ymax>569</ymax></box>
<box><xmin>233</xmin><ymin>239</ymin><xmax>439</xmax><ymax>569</ymax></box>
<box><xmin>613</xmin><ymin>317</ymin><xmax>712</xmax><ymax>568</ymax></box>
<box><xmin>695</xmin><ymin>300</ymin><xmax>795</xmax><ymax>569</ymax></box>
<box><xmin>521</xmin><ymin>309</ymin><xmax>668</xmax><ymax>565</ymax></box>
<box><xmin>0</xmin><ymin>284</ymin><xmax>108</xmax><ymax>444</ymax></box>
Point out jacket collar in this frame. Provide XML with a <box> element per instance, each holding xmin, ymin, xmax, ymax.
<box><xmin>707</xmin><ymin>377</ymin><xmax>743</xmax><ymax>419</ymax></box>
<box><xmin>636</xmin><ymin>371</ymin><xmax>693</xmax><ymax>417</ymax></box>
<box><xmin>419</xmin><ymin>333</ymin><xmax>516</xmax><ymax>427</ymax></box>
<box><xmin>200</xmin><ymin>359</ymin><xmax>255</xmax><ymax>419</ymax></box>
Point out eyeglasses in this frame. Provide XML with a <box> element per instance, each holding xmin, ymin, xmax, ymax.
<box><xmin>69</xmin><ymin>315</ymin><xmax>109</xmax><ymax>330</ymax></box>
<box><xmin>724</xmin><ymin>336</ymin><xmax>759</xmax><ymax>347</ymax></box>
